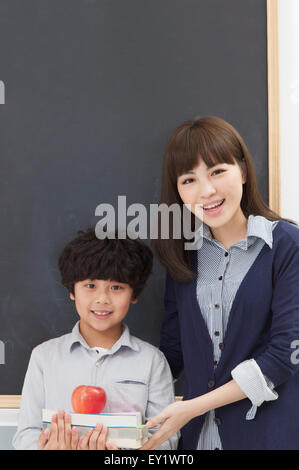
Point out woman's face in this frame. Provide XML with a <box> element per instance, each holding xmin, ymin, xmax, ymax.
<box><xmin>177</xmin><ymin>158</ymin><xmax>246</xmax><ymax>230</ymax></box>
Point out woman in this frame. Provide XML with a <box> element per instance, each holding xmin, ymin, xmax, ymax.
<box><xmin>141</xmin><ymin>116</ymin><xmax>299</xmax><ymax>450</ymax></box>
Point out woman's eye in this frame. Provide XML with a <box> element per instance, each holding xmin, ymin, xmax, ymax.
<box><xmin>211</xmin><ymin>169</ymin><xmax>225</xmax><ymax>176</ymax></box>
<box><xmin>181</xmin><ymin>178</ymin><xmax>194</xmax><ymax>185</ymax></box>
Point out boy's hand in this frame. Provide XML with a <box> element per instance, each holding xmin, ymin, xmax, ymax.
<box><xmin>38</xmin><ymin>409</ymin><xmax>79</xmax><ymax>450</ymax></box>
<box><xmin>77</xmin><ymin>423</ymin><xmax>119</xmax><ymax>450</ymax></box>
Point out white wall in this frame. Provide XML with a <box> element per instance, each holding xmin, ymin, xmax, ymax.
<box><xmin>279</xmin><ymin>0</ymin><xmax>299</xmax><ymax>222</ymax></box>
<box><xmin>0</xmin><ymin>410</ymin><xmax>18</xmax><ymax>450</ymax></box>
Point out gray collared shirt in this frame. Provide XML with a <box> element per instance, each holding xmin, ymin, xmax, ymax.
<box><xmin>12</xmin><ymin>322</ymin><xmax>179</xmax><ymax>450</ymax></box>
<box><xmin>193</xmin><ymin>215</ymin><xmax>278</xmax><ymax>450</ymax></box>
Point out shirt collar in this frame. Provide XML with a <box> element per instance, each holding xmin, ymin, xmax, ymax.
<box><xmin>200</xmin><ymin>214</ymin><xmax>275</xmax><ymax>250</ymax></box>
<box><xmin>246</xmin><ymin>215</ymin><xmax>274</xmax><ymax>249</ymax></box>
<box><xmin>68</xmin><ymin>321</ymin><xmax>140</xmax><ymax>354</ymax></box>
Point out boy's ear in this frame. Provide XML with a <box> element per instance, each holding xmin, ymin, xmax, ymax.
<box><xmin>131</xmin><ymin>297</ymin><xmax>138</xmax><ymax>304</ymax></box>
<box><xmin>70</xmin><ymin>292</ymin><xmax>75</xmax><ymax>301</ymax></box>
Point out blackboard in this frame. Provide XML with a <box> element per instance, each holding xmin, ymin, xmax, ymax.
<box><xmin>0</xmin><ymin>0</ymin><xmax>268</xmax><ymax>395</ymax></box>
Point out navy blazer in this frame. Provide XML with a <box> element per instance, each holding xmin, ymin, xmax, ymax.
<box><xmin>160</xmin><ymin>221</ymin><xmax>299</xmax><ymax>450</ymax></box>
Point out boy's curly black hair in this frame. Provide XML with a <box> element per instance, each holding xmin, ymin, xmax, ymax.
<box><xmin>58</xmin><ymin>227</ymin><xmax>153</xmax><ymax>300</ymax></box>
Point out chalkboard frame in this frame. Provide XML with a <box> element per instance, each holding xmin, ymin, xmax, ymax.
<box><xmin>267</xmin><ymin>0</ymin><xmax>281</xmax><ymax>215</ymax></box>
<box><xmin>0</xmin><ymin>0</ymin><xmax>281</xmax><ymax>409</ymax></box>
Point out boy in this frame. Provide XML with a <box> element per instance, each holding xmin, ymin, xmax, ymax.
<box><xmin>12</xmin><ymin>228</ymin><xmax>178</xmax><ymax>450</ymax></box>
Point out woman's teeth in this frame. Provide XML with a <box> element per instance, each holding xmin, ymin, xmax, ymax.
<box><xmin>203</xmin><ymin>199</ymin><xmax>225</xmax><ymax>210</ymax></box>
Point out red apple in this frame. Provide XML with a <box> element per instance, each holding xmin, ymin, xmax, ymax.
<box><xmin>72</xmin><ymin>385</ymin><xmax>106</xmax><ymax>414</ymax></box>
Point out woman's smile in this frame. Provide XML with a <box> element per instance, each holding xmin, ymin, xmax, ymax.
<box><xmin>201</xmin><ymin>198</ymin><xmax>225</xmax><ymax>215</ymax></box>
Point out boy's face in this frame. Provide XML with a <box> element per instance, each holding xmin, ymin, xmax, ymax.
<box><xmin>70</xmin><ymin>279</ymin><xmax>138</xmax><ymax>347</ymax></box>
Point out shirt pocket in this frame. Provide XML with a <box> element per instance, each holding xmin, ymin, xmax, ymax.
<box><xmin>115</xmin><ymin>379</ymin><xmax>147</xmax><ymax>385</ymax></box>
<box><xmin>107</xmin><ymin>378</ymin><xmax>148</xmax><ymax>416</ymax></box>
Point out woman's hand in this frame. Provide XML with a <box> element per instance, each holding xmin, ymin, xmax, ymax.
<box><xmin>77</xmin><ymin>423</ymin><xmax>119</xmax><ymax>450</ymax></box>
<box><xmin>139</xmin><ymin>400</ymin><xmax>196</xmax><ymax>450</ymax></box>
<box><xmin>139</xmin><ymin>380</ymin><xmax>248</xmax><ymax>450</ymax></box>
<box><xmin>38</xmin><ymin>409</ymin><xmax>79</xmax><ymax>450</ymax></box>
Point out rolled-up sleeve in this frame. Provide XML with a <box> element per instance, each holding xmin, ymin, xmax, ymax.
<box><xmin>232</xmin><ymin>359</ymin><xmax>278</xmax><ymax>405</ymax></box>
<box><xmin>231</xmin><ymin>359</ymin><xmax>278</xmax><ymax>419</ymax></box>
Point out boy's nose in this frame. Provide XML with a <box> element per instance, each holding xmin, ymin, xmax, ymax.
<box><xmin>95</xmin><ymin>292</ymin><xmax>109</xmax><ymax>303</ymax></box>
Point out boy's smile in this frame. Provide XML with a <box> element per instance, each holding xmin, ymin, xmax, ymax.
<box><xmin>70</xmin><ymin>279</ymin><xmax>138</xmax><ymax>348</ymax></box>
<box><xmin>91</xmin><ymin>309</ymin><xmax>113</xmax><ymax>317</ymax></box>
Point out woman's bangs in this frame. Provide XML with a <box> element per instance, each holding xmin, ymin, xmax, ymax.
<box><xmin>171</xmin><ymin>129</ymin><xmax>236</xmax><ymax>180</ymax></box>
<box><xmin>172</xmin><ymin>148</ymin><xmax>199</xmax><ymax>180</ymax></box>
<box><xmin>196</xmin><ymin>129</ymin><xmax>237</xmax><ymax>168</ymax></box>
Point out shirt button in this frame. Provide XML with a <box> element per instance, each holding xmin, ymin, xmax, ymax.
<box><xmin>214</xmin><ymin>360</ymin><xmax>218</xmax><ymax>366</ymax></box>
<box><xmin>225</xmin><ymin>252</ymin><xmax>229</xmax><ymax>257</ymax></box>
<box><xmin>219</xmin><ymin>343</ymin><xmax>225</xmax><ymax>350</ymax></box>
<box><xmin>215</xmin><ymin>304</ymin><xmax>220</xmax><ymax>309</ymax></box>
<box><xmin>218</xmin><ymin>276</ymin><xmax>223</xmax><ymax>281</ymax></box>
<box><xmin>208</xmin><ymin>380</ymin><xmax>215</xmax><ymax>388</ymax></box>
<box><xmin>214</xmin><ymin>331</ymin><xmax>220</xmax><ymax>336</ymax></box>
<box><xmin>214</xmin><ymin>417</ymin><xmax>222</xmax><ymax>426</ymax></box>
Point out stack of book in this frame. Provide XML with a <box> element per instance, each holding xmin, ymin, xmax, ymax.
<box><xmin>42</xmin><ymin>409</ymin><xmax>148</xmax><ymax>449</ymax></box>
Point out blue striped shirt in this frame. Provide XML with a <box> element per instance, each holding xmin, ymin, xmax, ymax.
<box><xmin>192</xmin><ymin>215</ymin><xmax>278</xmax><ymax>450</ymax></box>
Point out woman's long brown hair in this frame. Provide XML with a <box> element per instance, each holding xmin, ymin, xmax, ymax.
<box><xmin>151</xmin><ymin>116</ymin><xmax>297</xmax><ymax>283</ymax></box>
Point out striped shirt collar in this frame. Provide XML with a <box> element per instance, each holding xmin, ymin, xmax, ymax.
<box><xmin>201</xmin><ymin>214</ymin><xmax>275</xmax><ymax>250</ymax></box>
<box><xmin>68</xmin><ymin>321</ymin><xmax>140</xmax><ymax>353</ymax></box>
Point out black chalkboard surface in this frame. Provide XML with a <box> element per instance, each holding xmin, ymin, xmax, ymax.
<box><xmin>0</xmin><ymin>0</ymin><xmax>268</xmax><ymax>395</ymax></box>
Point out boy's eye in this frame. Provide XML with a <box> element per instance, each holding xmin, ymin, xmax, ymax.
<box><xmin>86</xmin><ymin>283</ymin><xmax>96</xmax><ymax>289</ymax></box>
<box><xmin>111</xmin><ymin>285</ymin><xmax>122</xmax><ymax>290</ymax></box>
